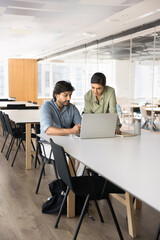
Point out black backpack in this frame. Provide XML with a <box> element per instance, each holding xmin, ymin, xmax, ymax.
<box><xmin>42</xmin><ymin>179</ymin><xmax>88</xmax><ymax>215</ymax></box>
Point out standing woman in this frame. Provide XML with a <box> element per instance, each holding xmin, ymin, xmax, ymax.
<box><xmin>84</xmin><ymin>72</ymin><xmax>121</xmax><ymax>134</ymax></box>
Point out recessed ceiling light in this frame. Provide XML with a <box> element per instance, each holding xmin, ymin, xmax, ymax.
<box><xmin>136</xmin><ymin>9</ymin><xmax>160</xmax><ymax>20</ymax></box>
<box><xmin>105</xmin><ymin>19</ymin><xmax>119</xmax><ymax>23</ymax></box>
<box><xmin>76</xmin><ymin>32</ymin><xmax>96</xmax><ymax>37</ymax></box>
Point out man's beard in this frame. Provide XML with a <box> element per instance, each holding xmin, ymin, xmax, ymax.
<box><xmin>58</xmin><ymin>100</ymin><xmax>70</xmax><ymax>107</ymax></box>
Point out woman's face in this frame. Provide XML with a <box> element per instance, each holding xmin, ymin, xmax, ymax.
<box><xmin>91</xmin><ymin>83</ymin><xmax>104</xmax><ymax>98</ymax></box>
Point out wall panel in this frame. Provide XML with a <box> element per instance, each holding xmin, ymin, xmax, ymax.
<box><xmin>8</xmin><ymin>59</ymin><xmax>38</xmax><ymax>102</ymax></box>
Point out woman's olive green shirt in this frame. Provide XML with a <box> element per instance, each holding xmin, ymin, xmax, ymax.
<box><xmin>84</xmin><ymin>86</ymin><xmax>121</xmax><ymax>129</ymax></box>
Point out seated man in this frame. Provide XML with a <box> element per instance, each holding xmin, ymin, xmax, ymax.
<box><xmin>40</xmin><ymin>80</ymin><xmax>82</xmax><ymax>173</ymax></box>
<box><xmin>40</xmin><ymin>80</ymin><xmax>81</xmax><ymax>136</ymax></box>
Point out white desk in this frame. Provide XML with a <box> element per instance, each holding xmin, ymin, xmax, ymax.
<box><xmin>39</xmin><ymin>131</ymin><xmax>160</xmax><ymax>211</ymax></box>
<box><xmin>0</xmin><ymin>101</ymin><xmax>40</xmax><ymax>109</ymax></box>
<box><xmin>39</xmin><ymin>131</ymin><xmax>160</xmax><ymax>237</ymax></box>
<box><xmin>2</xmin><ymin>109</ymin><xmax>40</xmax><ymax>169</ymax></box>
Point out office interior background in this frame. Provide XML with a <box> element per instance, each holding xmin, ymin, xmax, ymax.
<box><xmin>0</xmin><ymin>1</ymin><xmax>160</xmax><ymax>240</ymax></box>
<box><xmin>0</xmin><ymin>0</ymin><xmax>160</xmax><ymax>129</ymax></box>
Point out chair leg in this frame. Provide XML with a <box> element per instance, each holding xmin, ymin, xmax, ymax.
<box><xmin>35</xmin><ymin>161</ymin><xmax>46</xmax><ymax>194</ymax></box>
<box><xmin>142</xmin><ymin>120</ymin><xmax>148</xmax><ymax>129</ymax></box>
<box><xmin>35</xmin><ymin>144</ymin><xmax>40</xmax><ymax>168</ymax></box>
<box><xmin>53</xmin><ymin>160</ymin><xmax>58</xmax><ymax>179</ymax></box>
<box><xmin>1</xmin><ymin>132</ymin><xmax>9</xmax><ymax>153</ymax></box>
<box><xmin>155</xmin><ymin>224</ymin><xmax>160</xmax><ymax>240</ymax></box>
<box><xmin>73</xmin><ymin>194</ymin><xmax>90</xmax><ymax>240</ymax></box>
<box><xmin>34</xmin><ymin>141</ymin><xmax>41</xmax><ymax>168</ymax></box>
<box><xmin>87</xmin><ymin>172</ymin><xmax>104</xmax><ymax>223</ymax></box>
<box><xmin>11</xmin><ymin>139</ymin><xmax>22</xmax><ymax>167</ymax></box>
<box><xmin>5</xmin><ymin>137</ymin><xmax>13</xmax><ymax>158</ymax></box>
<box><xmin>35</xmin><ymin>154</ymin><xmax>41</xmax><ymax>166</ymax></box>
<box><xmin>6</xmin><ymin>137</ymin><xmax>15</xmax><ymax>160</ymax></box>
<box><xmin>31</xmin><ymin>139</ymin><xmax>35</xmax><ymax>151</ymax></box>
<box><xmin>93</xmin><ymin>198</ymin><xmax>104</xmax><ymax>223</ymax></box>
<box><xmin>153</xmin><ymin>122</ymin><xmax>157</xmax><ymax>131</ymax></box>
<box><xmin>55</xmin><ymin>186</ymin><xmax>70</xmax><ymax>228</ymax></box>
<box><xmin>21</xmin><ymin>141</ymin><xmax>25</xmax><ymax>151</ymax></box>
<box><xmin>106</xmin><ymin>195</ymin><xmax>124</xmax><ymax>240</ymax></box>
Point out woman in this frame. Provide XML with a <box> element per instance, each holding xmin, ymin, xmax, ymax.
<box><xmin>84</xmin><ymin>72</ymin><xmax>121</xmax><ymax>134</ymax></box>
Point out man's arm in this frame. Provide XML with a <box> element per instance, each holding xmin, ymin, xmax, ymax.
<box><xmin>46</xmin><ymin>124</ymin><xmax>81</xmax><ymax>135</ymax></box>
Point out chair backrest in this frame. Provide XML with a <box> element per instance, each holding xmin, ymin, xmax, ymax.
<box><xmin>0</xmin><ymin>111</ymin><xmax>7</xmax><ymax>132</ymax></box>
<box><xmin>7</xmin><ymin>104</ymin><xmax>26</xmax><ymax>109</ymax></box>
<box><xmin>25</xmin><ymin>106</ymin><xmax>39</xmax><ymax>109</ymax></box>
<box><xmin>0</xmin><ymin>98</ymin><xmax>9</xmax><ymax>101</ymax></box>
<box><xmin>3</xmin><ymin>113</ymin><xmax>14</xmax><ymax>135</ymax></box>
<box><xmin>50</xmin><ymin>139</ymin><xmax>73</xmax><ymax>190</ymax></box>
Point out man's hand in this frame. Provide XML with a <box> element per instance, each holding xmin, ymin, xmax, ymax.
<box><xmin>71</xmin><ymin>124</ymin><xmax>81</xmax><ymax>134</ymax></box>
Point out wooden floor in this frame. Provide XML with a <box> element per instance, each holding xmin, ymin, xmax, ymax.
<box><xmin>0</xmin><ymin>133</ymin><xmax>159</xmax><ymax>240</ymax></box>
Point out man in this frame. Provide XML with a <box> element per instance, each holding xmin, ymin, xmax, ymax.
<box><xmin>39</xmin><ymin>81</ymin><xmax>83</xmax><ymax>181</ymax></box>
<box><xmin>40</xmin><ymin>80</ymin><xmax>81</xmax><ymax>135</ymax></box>
<box><xmin>40</xmin><ymin>80</ymin><xmax>81</xmax><ymax>168</ymax></box>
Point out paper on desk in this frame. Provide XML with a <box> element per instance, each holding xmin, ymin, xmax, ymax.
<box><xmin>116</xmin><ymin>132</ymin><xmax>137</xmax><ymax>137</ymax></box>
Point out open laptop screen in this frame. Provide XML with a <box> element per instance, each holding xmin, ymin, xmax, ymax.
<box><xmin>79</xmin><ymin>113</ymin><xmax>117</xmax><ymax>139</ymax></box>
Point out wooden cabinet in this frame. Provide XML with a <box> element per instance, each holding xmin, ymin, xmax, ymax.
<box><xmin>8</xmin><ymin>59</ymin><xmax>38</xmax><ymax>102</ymax></box>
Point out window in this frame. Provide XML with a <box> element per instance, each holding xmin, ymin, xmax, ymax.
<box><xmin>135</xmin><ymin>61</ymin><xmax>160</xmax><ymax>103</ymax></box>
<box><xmin>38</xmin><ymin>60</ymin><xmax>114</xmax><ymax>113</ymax></box>
<box><xmin>0</xmin><ymin>60</ymin><xmax>8</xmax><ymax>98</ymax></box>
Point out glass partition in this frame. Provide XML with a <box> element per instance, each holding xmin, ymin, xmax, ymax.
<box><xmin>38</xmin><ymin>26</ymin><xmax>160</xmax><ymax>133</ymax></box>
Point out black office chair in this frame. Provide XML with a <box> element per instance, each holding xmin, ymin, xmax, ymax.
<box><xmin>140</xmin><ymin>107</ymin><xmax>157</xmax><ymax>130</ymax></box>
<box><xmin>3</xmin><ymin>113</ymin><xmax>36</xmax><ymax>167</ymax></box>
<box><xmin>7</xmin><ymin>104</ymin><xmax>26</xmax><ymax>109</ymax></box>
<box><xmin>0</xmin><ymin>98</ymin><xmax>9</xmax><ymax>101</ymax></box>
<box><xmin>35</xmin><ymin>138</ymin><xmax>58</xmax><ymax>194</ymax></box>
<box><xmin>3</xmin><ymin>113</ymin><xmax>25</xmax><ymax>164</ymax></box>
<box><xmin>6</xmin><ymin>104</ymin><xmax>28</xmax><ymax>131</ymax></box>
<box><xmin>27</xmin><ymin>101</ymin><xmax>39</xmax><ymax>109</ymax></box>
<box><xmin>50</xmin><ymin>139</ymin><xmax>125</xmax><ymax>240</ymax></box>
<box><xmin>25</xmin><ymin>106</ymin><xmax>39</xmax><ymax>109</ymax></box>
<box><xmin>0</xmin><ymin>111</ymin><xmax>9</xmax><ymax>153</ymax></box>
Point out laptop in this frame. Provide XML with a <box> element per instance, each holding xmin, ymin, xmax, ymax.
<box><xmin>77</xmin><ymin>113</ymin><xmax>117</xmax><ymax>139</ymax></box>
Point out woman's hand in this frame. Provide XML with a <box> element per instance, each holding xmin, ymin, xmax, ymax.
<box><xmin>115</xmin><ymin>129</ymin><xmax>121</xmax><ymax>135</ymax></box>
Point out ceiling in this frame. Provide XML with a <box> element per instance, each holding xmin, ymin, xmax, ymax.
<box><xmin>0</xmin><ymin>0</ymin><xmax>160</xmax><ymax>59</ymax></box>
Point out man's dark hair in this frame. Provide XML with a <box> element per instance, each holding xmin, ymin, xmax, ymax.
<box><xmin>53</xmin><ymin>81</ymin><xmax>75</xmax><ymax>100</ymax></box>
<box><xmin>91</xmin><ymin>72</ymin><xmax>106</xmax><ymax>86</ymax></box>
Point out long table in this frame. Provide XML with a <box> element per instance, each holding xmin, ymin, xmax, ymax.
<box><xmin>39</xmin><ymin>131</ymin><xmax>160</xmax><ymax>237</ymax></box>
<box><xmin>2</xmin><ymin>109</ymin><xmax>40</xmax><ymax>169</ymax></box>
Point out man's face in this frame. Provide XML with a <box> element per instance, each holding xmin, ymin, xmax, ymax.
<box><xmin>91</xmin><ymin>83</ymin><xmax>104</xmax><ymax>97</ymax></box>
<box><xmin>55</xmin><ymin>91</ymin><xmax>72</xmax><ymax>107</ymax></box>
